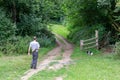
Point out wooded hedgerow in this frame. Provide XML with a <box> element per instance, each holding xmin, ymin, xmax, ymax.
<box><xmin>0</xmin><ymin>0</ymin><xmax>62</xmax><ymax>54</ymax></box>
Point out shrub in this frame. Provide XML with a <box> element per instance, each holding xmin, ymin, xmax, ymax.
<box><xmin>38</xmin><ymin>36</ymin><xmax>55</xmax><ymax>47</ymax></box>
<box><xmin>0</xmin><ymin>36</ymin><xmax>31</xmax><ymax>55</ymax></box>
<box><xmin>14</xmin><ymin>36</ymin><xmax>31</xmax><ymax>55</ymax></box>
<box><xmin>0</xmin><ymin>36</ymin><xmax>55</xmax><ymax>55</ymax></box>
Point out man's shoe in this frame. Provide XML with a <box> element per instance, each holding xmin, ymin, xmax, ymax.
<box><xmin>34</xmin><ymin>67</ymin><xmax>37</xmax><ymax>69</ymax></box>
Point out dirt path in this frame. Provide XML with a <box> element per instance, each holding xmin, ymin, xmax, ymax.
<box><xmin>21</xmin><ymin>35</ymin><xmax>73</xmax><ymax>80</ymax></box>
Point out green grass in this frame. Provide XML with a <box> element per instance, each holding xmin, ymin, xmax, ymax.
<box><xmin>0</xmin><ymin>55</ymin><xmax>30</xmax><ymax>80</ymax></box>
<box><xmin>0</xmin><ymin>47</ymin><xmax>53</xmax><ymax>80</ymax></box>
<box><xmin>48</xmin><ymin>24</ymin><xmax>69</xmax><ymax>38</ymax></box>
<box><xmin>29</xmin><ymin>47</ymin><xmax>120</xmax><ymax>80</ymax></box>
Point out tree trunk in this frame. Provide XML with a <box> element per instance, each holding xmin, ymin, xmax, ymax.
<box><xmin>12</xmin><ymin>1</ymin><xmax>17</xmax><ymax>23</ymax></box>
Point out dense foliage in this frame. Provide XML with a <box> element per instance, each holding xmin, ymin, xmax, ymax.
<box><xmin>0</xmin><ymin>9</ymin><xmax>15</xmax><ymax>45</ymax></box>
<box><xmin>1</xmin><ymin>0</ymin><xmax>120</xmax><ymax>54</ymax></box>
<box><xmin>0</xmin><ymin>0</ymin><xmax>63</xmax><ymax>54</ymax></box>
<box><xmin>62</xmin><ymin>0</ymin><xmax>120</xmax><ymax>47</ymax></box>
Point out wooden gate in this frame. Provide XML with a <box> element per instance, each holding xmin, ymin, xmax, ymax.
<box><xmin>80</xmin><ymin>30</ymin><xmax>98</xmax><ymax>50</ymax></box>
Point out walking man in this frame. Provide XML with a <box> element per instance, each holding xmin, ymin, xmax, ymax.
<box><xmin>28</xmin><ymin>36</ymin><xmax>40</xmax><ymax>69</ymax></box>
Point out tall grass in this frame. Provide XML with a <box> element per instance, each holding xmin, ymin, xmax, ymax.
<box><xmin>0</xmin><ymin>36</ymin><xmax>55</xmax><ymax>55</ymax></box>
<box><xmin>0</xmin><ymin>36</ymin><xmax>31</xmax><ymax>55</ymax></box>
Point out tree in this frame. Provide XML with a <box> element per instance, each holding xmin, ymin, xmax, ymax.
<box><xmin>63</xmin><ymin>0</ymin><xmax>120</xmax><ymax>45</ymax></box>
<box><xmin>0</xmin><ymin>0</ymin><xmax>56</xmax><ymax>37</ymax></box>
<box><xmin>0</xmin><ymin>0</ymin><xmax>59</xmax><ymax>53</ymax></box>
<box><xmin>0</xmin><ymin>8</ymin><xmax>15</xmax><ymax>45</ymax></box>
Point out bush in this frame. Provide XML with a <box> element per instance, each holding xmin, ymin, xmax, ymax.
<box><xmin>38</xmin><ymin>36</ymin><xmax>55</xmax><ymax>47</ymax></box>
<box><xmin>0</xmin><ymin>36</ymin><xmax>31</xmax><ymax>55</ymax></box>
<box><xmin>0</xmin><ymin>36</ymin><xmax>55</xmax><ymax>55</ymax></box>
<box><xmin>16</xmin><ymin>14</ymin><xmax>42</xmax><ymax>36</ymax></box>
<box><xmin>14</xmin><ymin>36</ymin><xmax>31</xmax><ymax>55</ymax></box>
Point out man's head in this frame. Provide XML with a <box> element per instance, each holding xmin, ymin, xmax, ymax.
<box><xmin>33</xmin><ymin>36</ymin><xmax>37</xmax><ymax>40</ymax></box>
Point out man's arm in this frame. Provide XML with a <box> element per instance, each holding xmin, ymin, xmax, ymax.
<box><xmin>38</xmin><ymin>42</ymin><xmax>40</xmax><ymax>49</ymax></box>
<box><xmin>28</xmin><ymin>46</ymin><xmax>31</xmax><ymax>55</ymax></box>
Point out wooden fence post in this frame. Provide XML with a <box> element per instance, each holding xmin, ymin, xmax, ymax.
<box><xmin>95</xmin><ymin>30</ymin><xmax>98</xmax><ymax>49</ymax></box>
<box><xmin>80</xmin><ymin>40</ymin><xmax>84</xmax><ymax>50</ymax></box>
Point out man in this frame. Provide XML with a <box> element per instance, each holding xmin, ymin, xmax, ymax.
<box><xmin>28</xmin><ymin>36</ymin><xmax>40</xmax><ymax>69</ymax></box>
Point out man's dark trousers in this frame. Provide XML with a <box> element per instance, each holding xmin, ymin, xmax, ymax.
<box><xmin>31</xmin><ymin>51</ymin><xmax>38</xmax><ymax>69</ymax></box>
